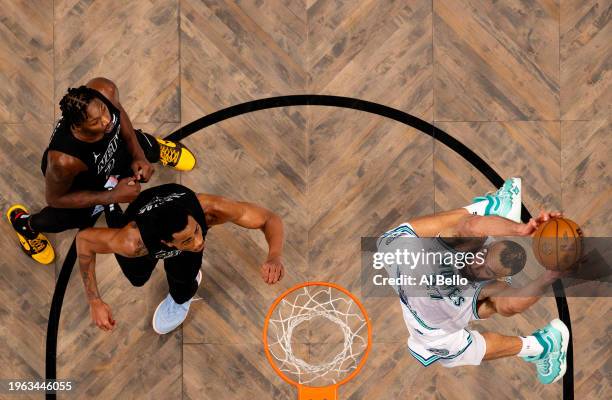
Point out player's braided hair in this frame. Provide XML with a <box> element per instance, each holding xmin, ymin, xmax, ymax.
<box><xmin>59</xmin><ymin>86</ymin><xmax>98</xmax><ymax>126</ymax></box>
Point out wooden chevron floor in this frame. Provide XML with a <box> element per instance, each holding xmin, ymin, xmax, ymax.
<box><xmin>0</xmin><ymin>0</ymin><xmax>610</xmax><ymax>399</ymax></box>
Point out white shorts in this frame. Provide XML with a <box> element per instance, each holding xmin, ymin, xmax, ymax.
<box><xmin>401</xmin><ymin>301</ymin><xmax>487</xmax><ymax>368</ymax></box>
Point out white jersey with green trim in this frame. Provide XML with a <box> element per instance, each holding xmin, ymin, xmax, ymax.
<box><xmin>378</xmin><ymin>223</ymin><xmax>490</xmax><ymax>332</ymax></box>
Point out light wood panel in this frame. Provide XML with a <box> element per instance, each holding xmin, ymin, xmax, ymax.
<box><xmin>560</xmin><ymin>0</ymin><xmax>611</xmax><ymax>120</ymax></box>
<box><xmin>0</xmin><ymin>0</ymin><xmax>53</xmax><ymax>123</ymax></box>
<box><xmin>434</xmin><ymin>0</ymin><xmax>560</xmax><ymax>121</ymax></box>
<box><xmin>434</xmin><ymin>121</ymin><xmax>562</xmax><ymax>212</ymax></box>
<box><xmin>308</xmin><ymin>0</ymin><xmax>433</xmax><ymax>120</ymax></box>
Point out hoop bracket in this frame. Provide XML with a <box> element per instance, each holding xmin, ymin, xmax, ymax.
<box><xmin>298</xmin><ymin>385</ymin><xmax>337</xmax><ymax>400</ymax></box>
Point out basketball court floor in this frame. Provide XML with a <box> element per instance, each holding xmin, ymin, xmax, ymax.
<box><xmin>0</xmin><ymin>1</ymin><xmax>610</xmax><ymax>399</ymax></box>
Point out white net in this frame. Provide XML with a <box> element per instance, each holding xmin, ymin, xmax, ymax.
<box><xmin>266</xmin><ymin>285</ymin><xmax>369</xmax><ymax>387</ymax></box>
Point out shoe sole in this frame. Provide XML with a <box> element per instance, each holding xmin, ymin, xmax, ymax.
<box><xmin>152</xmin><ymin>269</ymin><xmax>202</xmax><ymax>335</ymax></box>
<box><xmin>550</xmin><ymin>318</ymin><xmax>570</xmax><ymax>383</ymax></box>
<box><xmin>152</xmin><ymin>300</ymin><xmax>171</xmax><ymax>335</ymax></box>
<box><xmin>151</xmin><ymin>301</ymin><xmax>171</xmax><ymax>335</ymax></box>
<box><xmin>5</xmin><ymin>205</ymin><xmax>29</xmax><ymax>253</ymax></box>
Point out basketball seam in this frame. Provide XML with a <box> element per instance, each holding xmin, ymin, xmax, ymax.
<box><xmin>563</xmin><ymin>219</ymin><xmax>576</xmax><ymax>271</ymax></box>
<box><xmin>536</xmin><ymin>223</ymin><xmax>545</xmax><ymax>268</ymax></box>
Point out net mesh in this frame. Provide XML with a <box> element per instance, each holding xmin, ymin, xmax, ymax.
<box><xmin>266</xmin><ymin>285</ymin><xmax>369</xmax><ymax>386</ymax></box>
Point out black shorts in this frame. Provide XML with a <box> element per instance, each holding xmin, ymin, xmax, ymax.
<box><xmin>115</xmin><ymin>250</ymin><xmax>203</xmax><ymax>304</ymax></box>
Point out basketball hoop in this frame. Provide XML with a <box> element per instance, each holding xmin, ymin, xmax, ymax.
<box><xmin>263</xmin><ymin>282</ymin><xmax>372</xmax><ymax>400</ymax></box>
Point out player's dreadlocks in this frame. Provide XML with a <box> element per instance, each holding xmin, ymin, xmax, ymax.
<box><xmin>58</xmin><ymin>86</ymin><xmax>98</xmax><ymax>127</ymax></box>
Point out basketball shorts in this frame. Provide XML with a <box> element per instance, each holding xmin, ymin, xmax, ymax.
<box><xmin>401</xmin><ymin>299</ymin><xmax>487</xmax><ymax>368</ymax></box>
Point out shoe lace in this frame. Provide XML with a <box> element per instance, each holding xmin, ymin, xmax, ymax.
<box><xmin>30</xmin><ymin>238</ymin><xmax>47</xmax><ymax>252</ymax></box>
<box><xmin>167</xmin><ymin>298</ymin><xmax>191</xmax><ymax>318</ymax></box>
<box><xmin>482</xmin><ymin>183</ymin><xmax>516</xmax><ymax>201</ymax></box>
<box><xmin>159</xmin><ymin>144</ymin><xmax>180</xmax><ymax>165</ymax></box>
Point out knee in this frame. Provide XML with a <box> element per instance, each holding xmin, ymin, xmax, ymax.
<box><xmin>439</xmin><ymin>331</ymin><xmax>487</xmax><ymax>368</ymax></box>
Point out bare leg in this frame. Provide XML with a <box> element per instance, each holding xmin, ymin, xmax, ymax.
<box><xmin>409</xmin><ymin>208</ymin><xmax>469</xmax><ymax>237</ymax></box>
<box><xmin>482</xmin><ymin>332</ymin><xmax>522</xmax><ymax>360</ymax></box>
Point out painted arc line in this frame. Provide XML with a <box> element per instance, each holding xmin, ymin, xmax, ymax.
<box><xmin>46</xmin><ymin>94</ymin><xmax>573</xmax><ymax>399</ymax></box>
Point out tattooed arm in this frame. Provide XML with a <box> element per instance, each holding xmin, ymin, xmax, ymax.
<box><xmin>76</xmin><ymin>226</ymin><xmax>140</xmax><ymax>331</ymax></box>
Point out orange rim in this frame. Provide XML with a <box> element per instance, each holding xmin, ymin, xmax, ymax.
<box><xmin>262</xmin><ymin>281</ymin><xmax>372</xmax><ymax>390</ymax></box>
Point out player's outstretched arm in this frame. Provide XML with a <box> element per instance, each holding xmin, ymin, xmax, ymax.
<box><xmin>476</xmin><ymin>270</ymin><xmax>564</xmax><ymax>319</ymax></box>
<box><xmin>456</xmin><ymin>210</ymin><xmax>563</xmax><ymax>238</ymax></box>
<box><xmin>76</xmin><ymin>227</ymin><xmax>135</xmax><ymax>331</ymax></box>
<box><xmin>198</xmin><ymin>194</ymin><xmax>285</xmax><ymax>284</ymax></box>
<box><xmin>456</xmin><ymin>214</ymin><xmax>525</xmax><ymax>237</ymax></box>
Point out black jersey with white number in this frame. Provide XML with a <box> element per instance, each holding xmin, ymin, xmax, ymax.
<box><xmin>41</xmin><ymin>89</ymin><xmax>128</xmax><ymax>191</ymax></box>
<box><xmin>124</xmin><ymin>183</ymin><xmax>208</xmax><ymax>259</ymax></box>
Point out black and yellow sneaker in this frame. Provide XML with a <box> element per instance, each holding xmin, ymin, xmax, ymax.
<box><xmin>6</xmin><ymin>205</ymin><xmax>55</xmax><ymax>265</ymax></box>
<box><xmin>156</xmin><ymin>138</ymin><xmax>196</xmax><ymax>171</ymax></box>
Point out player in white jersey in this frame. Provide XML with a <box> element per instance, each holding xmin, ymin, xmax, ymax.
<box><xmin>377</xmin><ymin>178</ymin><xmax>570</xmax><ymax>384</ymax></box>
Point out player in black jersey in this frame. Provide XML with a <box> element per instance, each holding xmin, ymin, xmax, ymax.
<box><xmin>6</xmin><ymin>77</ymin><xmax>196</xmax><ymax>264</ymax></box>
<box><xmin>75</xmin><ymin>184</ymin><xmax>285</xmax><ymax>334</ymax></box>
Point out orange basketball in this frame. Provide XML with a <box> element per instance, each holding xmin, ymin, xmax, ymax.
<box><xmin>532</xmin><ymin>217</ymin><xmax>583</xmax><ymax>271</ymax></box>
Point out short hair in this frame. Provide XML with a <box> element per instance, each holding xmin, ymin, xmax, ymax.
<box><xmin>147</xmin><ymin>204</ymin><xmax>191</xmax><ymax>242</ymax></box>
<box><xmin>59</xmin><ymin>86</ymin><xmax>98</xmax><ymax>127</ymax></box>
<box><xmin>498</xmin><ymin>240</ymin><xmax>527</xmax><ymax>276</ymax></box>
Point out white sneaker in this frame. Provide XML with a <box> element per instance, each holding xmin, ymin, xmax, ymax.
<box><xmin>152</xmin><ymin>269</ymin><xmax>202</xmax><ymax>334</ymax></box>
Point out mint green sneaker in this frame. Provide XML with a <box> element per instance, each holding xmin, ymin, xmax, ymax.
<box><xmin>522</xmin><ymin>319</ymin><xmax>570</xmax><ymax>384</ymax></box>
<box><xmin>472</xmin><ymin>177</ymin><xmax>522</xmax><ymax>223</ymax></box>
